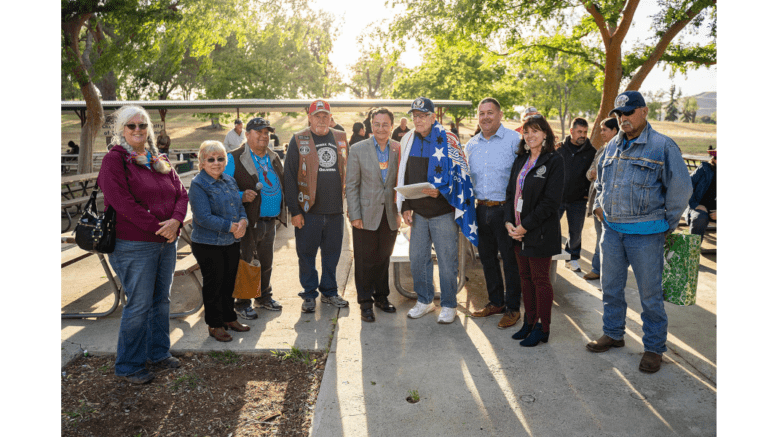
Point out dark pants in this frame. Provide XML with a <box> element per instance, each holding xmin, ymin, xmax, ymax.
<box><xmin>515</xmin><ymin>252</ymin><xmax>553</xmax><ymax>333</ymax></box>
<box><xmin>558</xmin><ymin>199</ymin><xmax>587</xmax><ymax>260</ymax></box>
<box><xmin>685</xmin><ymin>208</ymin><xmax>712</xmax><ymax>236</ymax></box>
<box><xmin>191</xmin><ymin>241</ymin><xmax>240</xmax><ymax>328</ymax></box>
<box><xmin>476</xmin><ymin>204</ymin><xmax>521</xmax><ymax>310</ymax></box>
<box><xmin>353</xmin><ymin>211</ymin><xmax>398</xmax><ymax>310</ymax></box>
<box><xmin>296</xmin><ymin>212</ymin><xmax>344</xmax><ymax>299</ymax></box>
<box><xmin>235</xmin><ymin>219</ymin><xmax>276</xmax><ymax>309</ymax></box>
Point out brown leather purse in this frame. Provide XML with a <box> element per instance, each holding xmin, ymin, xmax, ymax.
<box><xmin>232</xmin><ymin>260</ymin><xmax>261</xmax><ymax>299</ymax></box>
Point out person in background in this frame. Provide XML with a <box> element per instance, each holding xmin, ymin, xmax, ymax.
<box><xmin>157</xmin><ymin>128</ymin><xmax>171</xmax><ymax>155</ymax></box>
<box><xmin>557</xmin><ymin>117</ymin><xmax>596</xmax><ymax>273</ymax></box>
<box><xmin>504</xmin><ymin>114</ymin><xmax>564</xmax><ymax>347</ymax></box>
<box><xmin>67</xmin><ymin>140</ymin><xmax>79</xmax><ymax>155</ymax></box>
<box><xmin>392</xmin><ymin>117</ymin><xmax>411</xmax><ymax>142</ymax></box>
<box><xmin>224</xmin><ymin>119</ymin><xmax>246</xmax><ymax>152</ymax></box>
<box><xmin>188</xmin><ymin>141</ymin><xmax>249</xmax><ymax>342</ymax></box>
<box><xmin>329</xmin><ymin>116</ymin><xmax>346</xmax><ymax>133</ymax></box>
<box><xmin>586</xmin><ymin>91</ymin><xmax>692</xmax><ymax>374</ymax></box>
<box><xmin>350</xmin><ymin>122</ymin><xmax>368</xmax><ymax>147</ymax></box>
<box><xmin>583</xmin><ymin>117</ymin><xmax>619</xmax><ymax>280</ymax></box>
<box><xmin>97</xmin><ymin>105</ymin><xmax>189</xmax><ymax>384</ymax></box>
<box><xmin>684</xmin><ymin>148</ymin><xmax>716</xmax><ymax>236</ymax></box>
<box><xmin>346</xmin><ymin>107</ymin><xmax>402</xmax><ymax>323</ymax></box>
<box><xmin>466</xmin><ymin>97</ymin><xmax>523</xmax><ymax>330</ymax></box>
<box><xmin>225</xmin><ymin>117</ymin><xmax>287</xmax><ymax>319</ymax></box>
<box><xmin>516</xmin><ymin>107</ymin><xmax>540</xmax><ymax>134</ymax></box>
<box><xmin>449</xmin><ymin>122</ymin><xmax>459</xmax><ymax>139</ymax></box>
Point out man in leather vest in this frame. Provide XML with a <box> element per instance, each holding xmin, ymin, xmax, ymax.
<box><xmin>224</xmin><ymin>117</ymin><xmax>287</xmax><ymax>320</ymax></box>
<box><xmin>283</xmin><ymin>100</ymin><xmax>350</xmax><ymax>313</ymax></box>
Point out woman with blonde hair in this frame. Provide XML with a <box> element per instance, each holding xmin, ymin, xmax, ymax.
<box><xmin>188</xmin><ymin>141</ymin><xmax>249</xmax><ymax>342</ymax></box>
<box><xmin>97</xmin><ymin>105</ymin><xmax>189</xmax><ymax>384</ymax></box>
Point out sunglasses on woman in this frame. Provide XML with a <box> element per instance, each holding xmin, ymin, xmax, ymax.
<box><xmin>125</xmin><ymin>123</ymin><xmax>149</xmax><ymax>130</ymax></box>
<box><xmin>206</xmin><ymin>157</ymin><xmax>226</xmax><ymax>163</ymax></box>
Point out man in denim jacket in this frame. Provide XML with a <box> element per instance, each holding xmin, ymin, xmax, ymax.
<box><xmin>586</xmin><ymin>91</ymin><xmax>692</xmax><ymax>374</ymax></box>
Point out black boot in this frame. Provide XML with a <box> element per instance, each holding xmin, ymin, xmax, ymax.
<box><xmin>512</xmin><ymin>321</ymin><xmax>540</xmax><ymax>340</ymax></box>
<box><xmin>519</xmin><ymin>324</ymin><xmax>549</xmax><ymax>347</ymax></box>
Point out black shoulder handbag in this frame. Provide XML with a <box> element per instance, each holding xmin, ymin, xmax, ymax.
<box><xmin>73</xmin><ymin>157</ymin><xmax>127</xmax><ymax>253</ymax></box>
<box><xmin>74</xmin><ymin>190</ymin><xmax>117</xmax><ymax>253</ymax></box>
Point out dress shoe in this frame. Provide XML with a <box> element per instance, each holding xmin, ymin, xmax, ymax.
<box><xmin>639</xmin><ymin>352</ymin><xmax>663</xmax><ymax>373</ymax></box>
<box><xmin>374</xmin><ymin>300</ymin><xmax>396</xmax><ymax>313</ymax></box>
<box><xmin>519</xmin><ymin>325</ymin><xmax>549</xmax><ymax>347</ymax></box>
<box><xmin>224</xmin><ymin>320</ymin><xmax>251</xmax><ymax>332</ymax></box>
<box><xmin>512</xmin><ymin>321</ymin><xmax>541</xmax><ymax>340</ymax></box>
<box><xmin>583</xmin><ymin>271</ymin><xmax>600</xmax><ymax>280</ymax></box>
<box><xmin>586</xmin><ymin>334</ymin><xmax>625</xmax><ymax>353</ymax></box>
<box><xmin>208</xmin><ymin>326</ymin><xmax>232</xmax><ymax>342</ymax></box>
<box><xmin>471</xmin><ymin>303</ymin><xmax>505</xmax><ymax>318</ymax></box>
<box><xmin>361</xmin><ymin>308</ymin><xmax>376</xmax><ymax>322</ymax></box>
<box><xmin>498</xmin><ymin>310</ymin><xmax>521</xmax><ymax>329</ymax></box>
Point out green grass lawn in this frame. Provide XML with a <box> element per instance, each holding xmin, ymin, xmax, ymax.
<box><xmin>61</xmin><ymin>112</ymin><xmax>715</xmax><ymax>155</ymax></box>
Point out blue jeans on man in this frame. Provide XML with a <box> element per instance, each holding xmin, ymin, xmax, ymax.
<box><xmin>591</xmin><ymin>216</ymin><xmax>603</xmax><ymax>275</ymax></box>
<box><xmin>296</xmin><ymin>212</ymin><xmax>344</xmax><ymax>299</ymax></box>
<box><xmin>600</xmin><ymin>221</ymin><xmax>667</xmax><ymax>354</ymax></box>
<box><xmin>109</xmin><ymin>238</ymin><xmax>177</xmax><ymax>377</ymax></box>
<box><xmin>476</xmin><ymin>204</ymin><xmax>521</xmax><ymax>309</ymax></box>
<box><xmin>409</xmin><ymin>212</ymin><xmax>459</xmax><ymax>309</ymax></box>
<box><xmin>558</xmin><ymin>199</ymin><xmax>588</xmax><ymax>260</ymax></box>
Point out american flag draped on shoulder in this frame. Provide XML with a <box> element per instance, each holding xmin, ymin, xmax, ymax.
<box><xmin>426</xmin><ymin>122</ymin><xmax>478</xmax><ymax>247</ymax></box>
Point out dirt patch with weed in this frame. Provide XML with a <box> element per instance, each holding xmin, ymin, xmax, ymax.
<box><xmin>61</xmin><ymin>350</ymin><xmax>326</xmax><ymax>436</ymax></box>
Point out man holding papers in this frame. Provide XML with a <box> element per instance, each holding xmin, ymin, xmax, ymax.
<box><xmin>396</xmin><ymin>97</ymin><xmax>478</xmax><ymax>324</ymax></box>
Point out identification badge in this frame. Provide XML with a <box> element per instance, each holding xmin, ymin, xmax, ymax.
<box><xmin>515</xmin><ymin>198</ymin><xmax>523</xmax><ymax>212</ymax></box>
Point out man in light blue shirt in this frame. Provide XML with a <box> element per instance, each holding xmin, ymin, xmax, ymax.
<box><xmin>465</xmin><ymin>97</ymin><xmax>523</xmax><ymax>329</ymax></box>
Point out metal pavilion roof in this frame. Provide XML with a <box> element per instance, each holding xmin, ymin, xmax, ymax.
<box><xmin>61</xmin><ymin>99</ymin><xmax>473</xmax><ymax>115</ymax></box>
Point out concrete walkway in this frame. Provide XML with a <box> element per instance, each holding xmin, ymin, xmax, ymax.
<box><xmin>61</xmin><ymin>215</ymin><xmax>717</xmax><ymax>436</ymax></box>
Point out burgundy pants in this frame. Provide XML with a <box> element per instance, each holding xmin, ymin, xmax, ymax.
<box><xmin>515</xmin><ymin>251</ymin><xmax>554</xmax><ymax>333</ymax></box>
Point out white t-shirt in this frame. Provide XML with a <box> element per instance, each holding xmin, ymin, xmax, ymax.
<box><xmin>224</xmin><ymin>129</ymin><xmax>246</xmax><ymax>152</ymax></box>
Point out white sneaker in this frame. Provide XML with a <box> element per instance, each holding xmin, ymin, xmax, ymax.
<box><xmin>567</xmin><ymin>260</ymin><xmax>581</xmax><ymax>272</ymax></box>
<box><xmin>407</xmin><ymin>301</ymin><xmax>436</xmax><ymax>319</ymax></box>
<box><xmin>437</xmin><ymin>307</ymin><xmax>457</xmax><ymax>324</ymax></box>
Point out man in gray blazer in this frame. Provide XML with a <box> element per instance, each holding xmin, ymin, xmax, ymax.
<box><xmin>345</xmin><ymin>107</ymin><xmax>403</xmax><ymax>322</ymax></box>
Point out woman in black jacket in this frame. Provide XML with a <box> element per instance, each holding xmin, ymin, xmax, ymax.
<box><xmin>504</xmin><ymin>115</ymin><xmax>564</xmax><ymax>347</ymax></box>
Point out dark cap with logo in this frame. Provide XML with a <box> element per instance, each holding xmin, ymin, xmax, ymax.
<box><xmin>609</xmin><ymin>91</ymin><xmax>646</xmax><ymax>116</ymax></box>
<box><xmin>246</xmin><ymin>117</ymin><xmax>275</xmax><ymax>132</ymax></box>
<box><xmin>408</xmin><ymin>97</ymin><xmax>434</xmax><ymax>114</ymax></box>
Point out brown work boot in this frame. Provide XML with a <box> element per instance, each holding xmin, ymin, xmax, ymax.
<box><xmin>639</xmin><ymin>352</ymin><xmax>663</xmax><ymax>373</ymax></box>
<box><xmin>497</xmin><ymin>310</ymin><xmax>521</xmax><ymax>329</ymax></box>
<box><xmin>586</xmin><ymin>334</ymin><xmax>625</xmax><ymax>353</ymax></box>
<box><xmin>224</xmin><ymin>320</ymin><xmax>251</xmax><ymax>332</ymax></box>
<box><xmin>208</xmin><ymin>326</ymin><xmax>233</xmax><ymax>342</ymax></box>
<box><xmin>583</xmin><ymin>271</ymin><xmax>600</xmax><ymax>280</ymax></box>
<box><xmin>471</xmin><ymin>303</ymin><xmax>505</xmax><ymax>318</ymax></box>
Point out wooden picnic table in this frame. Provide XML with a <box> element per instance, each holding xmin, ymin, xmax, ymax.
<box><xmin>61</xmin><ymin>207</ymin><xmax>201</xmax><ymax>319</ymax></box>
<box><xmin>682</xmin><ymin>153</ymin><xmax>711</xmax><ymax>172</ymax></box>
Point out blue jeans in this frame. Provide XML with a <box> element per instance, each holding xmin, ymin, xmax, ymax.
<box><xmin>295</xmin><ymin>213</ymin><xmax>343</xmax><ymax>299</ymax></box>
<box><xmin>600</xmin><ymin>221</ymin><xmax>667</xmax><ymax>354</ymax></box>
<box><xmin>109</xmin><ymin>238</ymin><xmax>177</xmax><ymax>376</ymax></box>
<box><xmin>685</xmin><ymin>208</ymin><xmax>710</xmax><ymax>236</ymax></box>
<box><xmin>476</xmin><ymin>204</ymin><xmax>521</xmax><ymax>310</ymax></box>
<box><xmin>591</xmin><ymin>215</ymin><xmax>603</xmax><ymax>274</ymax></box>
<box><xmin>409</xmin><ymin>212</ymin><xmax>458</xmax><ymax>308</ymax></box>
<box><xmin>558</xmin><ymin>199</ymin><xmax>587</xmax><ymax>260</ymax></box>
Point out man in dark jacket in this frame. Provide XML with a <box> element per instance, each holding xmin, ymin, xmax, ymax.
<box><xmin>224</xmin><ymin>117</ymin><xmax>287</xmax><ymax>319</ymax></box>
<box><xmin>685</xmin><ymin>150</ymin><xmax>716</xmax><ymax>235</ymax></box>
<box><xmin>557</xmin><ymin>117</ymin><xmax>596</xmax><ymax>272</ymax></box>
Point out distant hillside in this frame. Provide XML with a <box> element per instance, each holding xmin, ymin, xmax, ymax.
<box><xmin>664</xmin><ymin>91</ymin><xmax>716</xmax><ymax>119</ymax></box>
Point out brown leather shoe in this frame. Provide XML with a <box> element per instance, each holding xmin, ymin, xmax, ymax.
<box><xmin>224</xmin><ymin>320</ymin><xmax>251</xmax><ymax>332</ymax></box>
<box><xmin>208</xmin><ymin>326</ymin><xmax>232</xmax><ymax>342</ymax></box>
<box><xmin>497</xmin><ymin>310</ymin><xmax>521</xmax><ymax>329</ymax></box>
<box><xmin>583</xmin><ymin>271</ymin><xmax>600</xmax><ymax>280</ymax></box>
<box><xmin>586</xmin><ymin>335</ymin><xmax>625</xmax><ymax>353</ymax></box>
<box><xmin>639</xmin><ymin>352</ymin><xmax>662</xmax><ymax>373</ymax></box>
<box><xmin>471</xmin><ymin>303</ymin><xmax>505</xmax><ymax>318</ymax></box>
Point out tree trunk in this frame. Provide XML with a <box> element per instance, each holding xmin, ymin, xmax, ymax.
<box><xmin>96</xmin><ymin>70</ymin><xmax>118</xmax><ymax>101</ymax></box>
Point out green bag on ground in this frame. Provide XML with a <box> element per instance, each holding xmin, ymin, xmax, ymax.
<box><xmin>662</xmin><ymin>232</ymin><xmax>702</xmax><ymax>306</ymax></box>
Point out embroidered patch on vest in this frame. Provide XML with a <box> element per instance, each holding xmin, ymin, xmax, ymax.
<box><xmin>299</xmin><ymin>145</ymin><xmax>311</xmax><ymax>155</ymax></box>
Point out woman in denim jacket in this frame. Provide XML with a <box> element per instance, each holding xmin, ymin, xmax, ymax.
<box><xmin>189</xmin><ymin>141</ymin><xmax>250</xmax><ymax>342</ymax></box>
